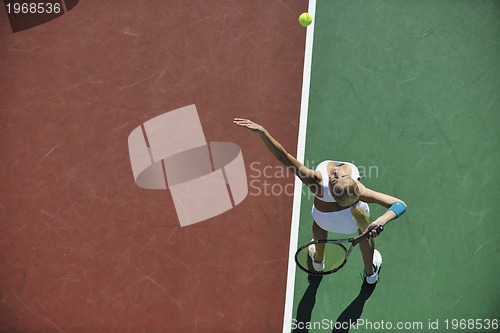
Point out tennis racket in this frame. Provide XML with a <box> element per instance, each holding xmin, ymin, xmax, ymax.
<box><xmin>294</xmin><ymin>225</ymin><xmax>383</xmax><ymax>276</ymax></box>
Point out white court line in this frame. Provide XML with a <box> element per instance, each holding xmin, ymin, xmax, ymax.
<box><xmin>282</xmin><ymin>1</ymin><xmax>316</xmax><ymax>332</ymax></box>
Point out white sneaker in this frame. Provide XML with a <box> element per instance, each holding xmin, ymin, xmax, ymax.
<box><xmin>365</xmin><ymin>249</ymin><xmax>383</xmax><ymax>284</ymax></box>
<box><xmin>308</xmin><ymin>242</ymin><xmax>325</xmax><ymax>272</ymax></box>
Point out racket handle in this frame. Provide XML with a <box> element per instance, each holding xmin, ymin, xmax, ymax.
<box><xmin>373</xmin><ymin>225</ymin><xmax>384</xmax><ymax>234</ymax></box>
<box><xmin>353</xmin><ymin>225</ymin><xmax>384</xmax><ymax>244</ymax></box>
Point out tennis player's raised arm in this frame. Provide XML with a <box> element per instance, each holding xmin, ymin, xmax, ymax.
<box><xmin>234</xmin><ymin>118</ymin><xmax>318</xmax><ymax>185</ymax></box>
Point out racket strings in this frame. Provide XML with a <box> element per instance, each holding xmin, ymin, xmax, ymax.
<box><xmin>297</xmin><ymin>242</ymin><xmax>347</xmax><ymax>274</ymax></box>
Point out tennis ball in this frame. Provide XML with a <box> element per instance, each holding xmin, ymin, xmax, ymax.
<box><xmin>298</xmin><ymin>12</ymin><xmax>313</xmax><ymax>27</ymax></box>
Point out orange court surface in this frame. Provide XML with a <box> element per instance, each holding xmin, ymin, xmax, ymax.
<box><xmin>0</xmin><ymin>0</ymin><xmax>308</xmax><ymax>331</ymax></box>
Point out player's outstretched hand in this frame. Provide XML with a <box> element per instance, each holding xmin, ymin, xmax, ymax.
<box><xmin>234</xmin><ymin>118</ymin><xmax>265</xmax><ymax>133</ymax></box>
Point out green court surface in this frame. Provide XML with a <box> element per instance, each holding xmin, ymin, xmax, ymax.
<box><xmin>290</xmin><ymin>1</ymin><xmax>499</xmax><ymax>332</ymax></box>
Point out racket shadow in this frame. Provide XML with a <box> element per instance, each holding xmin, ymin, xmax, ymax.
<box><xmin>331</xmin><ymin>281</ymin><xmax>377</xmax><ymax>333</ymax></box>
<box><xmin>292</xmin><ymin>274</ymin><xmax>324</xmax><ymax>333</ymax></box>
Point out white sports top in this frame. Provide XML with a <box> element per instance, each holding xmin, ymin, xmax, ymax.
<box><xmin>315</xmin><ymin>160</ymin><xmax>361</xmax><ymax>203</ymax></box>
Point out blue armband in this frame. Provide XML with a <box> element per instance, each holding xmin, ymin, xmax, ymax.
<box><xmin>388</xmin><ymin>202</ymin><xmax>406</xmax><ymax>218</ymax></box>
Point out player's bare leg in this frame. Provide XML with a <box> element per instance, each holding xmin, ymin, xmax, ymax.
<box><xmin>358</xmin><ymin>230</ymin><xmax>375</xmax><ymax>276</ymax></box>
<box><xmin>312</xmin><ymin>221</ymin><xmax>327</xmax><ymax>262</ymax></box>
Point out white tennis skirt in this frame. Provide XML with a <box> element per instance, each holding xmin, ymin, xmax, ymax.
<box><xmin>311</xmin><ymin>201</ymin><xmax>370</xmax><ymax>234</ymax></box>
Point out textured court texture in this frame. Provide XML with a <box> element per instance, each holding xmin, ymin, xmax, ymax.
<box><xmin>0</xmin><ymin>1</ymin><xmax>307</xmax><ymax>331</ymax></box>
<box><xmin>291</xmin><ymin>1</ymin><xmax>499</xmax><ymax>332</ymax></box>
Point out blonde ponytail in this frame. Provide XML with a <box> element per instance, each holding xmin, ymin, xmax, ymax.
<box><xmin>350</xmin><ymin>204</ymin><xmax>371</xmax><ymax>232</ymax></box>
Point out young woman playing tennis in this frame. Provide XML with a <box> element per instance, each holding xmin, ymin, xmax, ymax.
<box><xmin>234</xmin><ymin>118</ymin><xmax>407</xmax><ymax>284</ymax></box>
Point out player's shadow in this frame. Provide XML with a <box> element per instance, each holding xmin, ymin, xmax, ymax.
<box><xmin>293</xmin><ymin>274</ymin><xmax>323</xmax><ymax>333</ymax></box>
<box><xmin>331</xmin><ymin>281</ymin><xmax>377</xmax><ymax>333</ymax></box>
